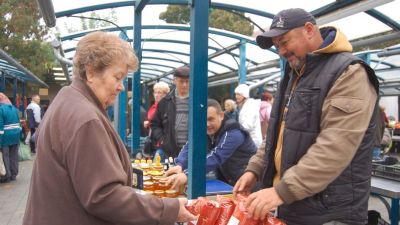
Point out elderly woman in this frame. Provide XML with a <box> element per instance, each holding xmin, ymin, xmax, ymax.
<box><xmin>23</xmin><ymin>32</ymin><xmax>195</xmax><ymax>225</ymax></box>
<box><xmin>144</xmin><ymin>81</ymin><xmax>170</xmax><ymax>129</ymax></box>
<box><xmin>0</xmin><ymin>93</ymin><xmax>21</xmax><ymax>183</ymax></box>
<box><xmin>144</xmin><ymin>82</ymin><xmax>170</xmax><ymax>160</ymax></box>
<box><xmin>224</xmin><ymin>99</ymin><xmax>238</xmax><ymax>121</ymax></box>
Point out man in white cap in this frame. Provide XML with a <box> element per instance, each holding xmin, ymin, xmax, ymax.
<box><xmin>234</xmin><ymin>84</ymin><xmax>262</xmax><ymax>148</ymax></box>
<box><xmin>233</xmin><ymin>8</ymin><xmax>379</xmax><ymax>225</ymax></box>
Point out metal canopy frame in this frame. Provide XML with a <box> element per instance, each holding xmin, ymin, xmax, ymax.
<box><xmin>0</xmin><ymin>49</ymin><xmax>48</xmax><ymax>88</ymax></box>
<box><xmin>51</xmin><ymin>0</ymin><xmax>400</xmax><ymax>92</ymax></box>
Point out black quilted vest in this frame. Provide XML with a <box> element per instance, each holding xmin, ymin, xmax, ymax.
<box><xmin>263</xmin><ymin>52</ymin><xmax>379</xmax><ymax>225</ymax></box>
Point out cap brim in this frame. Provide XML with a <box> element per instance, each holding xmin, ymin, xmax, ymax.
<box><xmin>256</xmin><ymin>29</ymin><xmax>289</xmax><ymax>49</ymax></box>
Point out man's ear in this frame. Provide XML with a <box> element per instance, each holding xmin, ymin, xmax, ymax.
<box><xmin>219</xmin><ymin>111</ymin><xmax>225</xmax><ymax>120</ymax></box>
<box><xmin>304</xmin><ymin>22</ymin><xmax>316</xmax><ymax>38</ymax></box>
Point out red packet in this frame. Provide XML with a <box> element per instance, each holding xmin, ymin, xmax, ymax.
<box><xmin>215</xmin><ymin>196</ymin><xmax>236</xmax><ymax>225</ymax></box>
<box><xmin>228</xmin><ymin>194</ymin><xmax>259</xmax><ymax>225</ymax></box>
<box><xmin>263</xmin><ymin>213</ymin><xmax>286</xmax><ymax>225</ymax></box>
<box><xmin>186</xmin><ymin>197</ymin><xmax>208</xmax><ymax>216</ymax></box>
<box><xmin>197</xmin><ymin>201</ymin><xmax>221</xmax><ymax>225</ymax></box>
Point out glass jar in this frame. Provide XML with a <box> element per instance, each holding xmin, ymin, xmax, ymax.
<box><xmin>143</xmin><ymin>181</ymin><xmax>154</xmax><ymax>191</ymax></box>
<box><xmin>154</xmin><ymin>190</ymin><xmax>165</xmax><ymax>198</ymax></box>
<box><xmin>157</xmin><ymin>182</ymin><xmax>171</xmax><ymax>191</ymax></box>
<box><xmin>165</xmin><ymin>189</ymin><xmax>179</xmax><ymax>198</ymax></box>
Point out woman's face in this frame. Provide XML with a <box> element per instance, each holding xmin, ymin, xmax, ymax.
<box><xmin>224</xmin><ymin>102</ymin><xmax>232</xmax><ymax>112</ymax></box>
<box><xmin>153</xmin><ymin>87</ymin><xmax>166</xmax><ymax>103</ymax></box>
<box><xmin>86</xmin><ymin>60</ymin><xmax>127</xmax><ymax>109</ymax></box>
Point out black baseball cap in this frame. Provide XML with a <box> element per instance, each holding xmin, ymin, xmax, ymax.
<box><xmin>256</xmin><ymin>8</ymin><xmax>316</xmax><ymax>49</ymax></box>
<box><xmin>174</xmin><ymin>65</ymin><xmax>190</xmax><ymax>78</ymax></box>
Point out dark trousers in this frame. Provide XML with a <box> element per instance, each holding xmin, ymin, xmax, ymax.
<box><xmin>30</xmin><ymin>128</ymin><xmax>36</xmax><ymax>153</ymax></box>
<box><xmin>1</xmin><ymin>144</ymin><xmax>19</xmax><ymax>181</ymax></box>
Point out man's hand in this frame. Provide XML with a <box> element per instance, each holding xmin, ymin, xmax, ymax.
<box><xmin>233</xmin><ymin>171</ymin><xmax>257</xmax><ymax>198</ymax></box>
<box><xmin>161</xmin><ymin>173</ymin><xmax>188</xmax><ymax>189</ymax></box>
<box><xmin>165</xmin><ymin>165</ymin><xmax>183</xmax><ymax>176</ymax></box>
<box><xmin>245</xmin><ymin>187</ymin><xmax>283</xmax><ymax>220</ymax></box>
<box><xmin>176</xmin><ymin>198</ymin><xmax>197</xmax><ymax>222</ymax></box>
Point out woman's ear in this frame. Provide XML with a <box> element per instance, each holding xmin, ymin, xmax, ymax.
<box><xmin>86</xmin><ymin>67</ymin><xmax>95</xmax><ymax>83</ymax></box>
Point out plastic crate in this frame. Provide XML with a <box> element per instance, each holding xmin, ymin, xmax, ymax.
<box><xmin>372</xmin><ymin>163</ymin><xmax>400</xmax><ymax>182</ymax></box>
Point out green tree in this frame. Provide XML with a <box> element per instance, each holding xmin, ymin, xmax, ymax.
<box><xmin>0</xmin><ymin>0</ymin><xmax>55</xmax><ymax>79</ymax></box>
<box><xmin>159</xmin><ymin>6</ymin><xmax>254</xmax><ymax>36</ymax></box>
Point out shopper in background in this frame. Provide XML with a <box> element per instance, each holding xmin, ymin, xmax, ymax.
<box><xmin>151</xmin><ymin>66</ymin><xmax>190</xmax><ymax>159</ymax></box>
<box><xmin>234</xmin><ymin>8</ymin><xmax>379</xmax><ymax>225</ymax></box>
<box><xmin>259</xmin><ymin>91</ymin><xmax>273</xmax><ymax>140</ymax></box>
<box><xmin>145</xmin><ymin>81</ymin><xmax>170</xmax><ymax>129</ymax></box>
<box><xmin>26</xmin><ymin>94</ymin><xmax>41</xmax><ymax>153</ymax></box>
<box><xmin>224</xmin><ymin>99</ymin><xmax>238</xmax><ymax>121</ymax></box>
<box><xmin>23</xmin><ymin>31</ymin><xmax>195</xmax><ymax>225</ymax></box>
<box><xmin>144</xmin><ymin>81</ymin><xmax>170</xmax><ymax>160</ymax></box>
<box><xmin>235</xmin><ymin>84</ymin><xmax>262</xmax><ymax>148</ymax></box>
<box><xmin>0</xmin><ymin>93</ymin><xmax>21</xmax><ymax>183</ymax></box>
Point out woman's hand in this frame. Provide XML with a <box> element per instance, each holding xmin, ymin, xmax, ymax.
<box><xmin>176</xmin><ymin>198</ymin><xmax>197</xmax><ymax>222</ymax></box>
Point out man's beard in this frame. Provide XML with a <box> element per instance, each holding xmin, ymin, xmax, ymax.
<box><xmin>289</xmin><ymin>57</ymin><xmax>306</xmax><ymax>70</ymax></box>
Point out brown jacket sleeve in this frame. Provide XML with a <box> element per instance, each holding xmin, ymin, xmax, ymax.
<box><xmin>66</xmin><ymin>119</ymin><xmax>179</xmax><ymax>225</ymax></box>
<box><xmin>245</xmin><ymin>139</ymin><xmax>267</xmax><ymax>180</ymax></box>
<box><xmin>275</xmin><ymin>64</ymin><xmax>377</xmax><ymax>204</ymax></box>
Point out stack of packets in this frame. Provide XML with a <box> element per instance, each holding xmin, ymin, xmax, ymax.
<box><xmin>185</xmin><ymin>195</ymin><xmax>286</xmax><ymax>225</ymax></box>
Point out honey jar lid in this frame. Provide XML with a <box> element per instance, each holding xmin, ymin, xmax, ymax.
<box><xmin>165</xmin><ymin>189</ymin><xmax>177</xmax><ymax>194</ymax></box>
<box><xmin>143</xmin><ymin>181</ymin><xmax>154</xmax><ymax>185</ymax></box>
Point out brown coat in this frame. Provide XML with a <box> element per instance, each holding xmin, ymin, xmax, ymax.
<box><xmin>23</xmin><ymin>79</ymin><xmax>179</xmax><ymax>225</ymax></box>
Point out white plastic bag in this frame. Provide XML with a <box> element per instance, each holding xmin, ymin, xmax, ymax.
<box><xmin>0</xmin><ymin>152</ymin><xmax>6</xmax><ymax>176</ymax></box>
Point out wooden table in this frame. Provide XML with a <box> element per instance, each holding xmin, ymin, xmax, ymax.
<box><xmin>371</xmin><ymin>176</ymin><xmax>400</xmax><ymax>225</ymax></box>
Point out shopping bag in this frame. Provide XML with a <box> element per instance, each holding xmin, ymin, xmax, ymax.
<box><xmin>18</xmin><ymin>144</ymin><xmax>32</xmax><ymax>161</ymax></box>
<box><xmin>0</xmin><ymin>152</ymin><xmax>6</xmax><ymax>176</ymax></box>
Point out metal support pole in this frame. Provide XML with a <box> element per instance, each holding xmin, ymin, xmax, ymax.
<box><xmin>239</xmin><ymin>39</ymin><xmax>246</xmax><ymax>84</ymax></box>
<box><xmin>1</xmin><ymin>71</ymin><xmax>5</xmax><ymax>93</ymax></box>
<box><xmin>13</xmin><ymin>78</ymin><xmax>17</xmax><ymax>106</ymax></box>
<box><xmin>131</xmin><ymin>7</ymin><xmax>142</xmax><ymax>158</ymax></box>
<box><xmin>118</xmin><ymin>78</ymin><xmax>127</xmax><ymax>143</ymax></box>
<box><xmin>22</xmin><ymin>82</ymin><xmax>26</xmax><ymax>113</ymax></box>
<box><xmin>187</xmin><ymin>0</ymin><xmax>209</xmax><ymax>199</ymax></box>
<box><xmin>279</xmin><ymin>58</ymin><xmax>286</xmax><ymax>77</ymax></box>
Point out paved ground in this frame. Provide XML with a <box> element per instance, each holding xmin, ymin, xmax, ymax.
<box><xmin>0</xmin><ymin>149</ymin><xmax>396</xmax><ymax>225</ymax></box>
<box><xmin>0</xmin><ymin>157</ymin><xmax>32</xmax><ymax>225</ymax></box>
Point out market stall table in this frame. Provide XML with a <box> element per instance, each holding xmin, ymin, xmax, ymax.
<box><xmin>371</xmin><ymin>176</ymin><xmax>400</xmax><ymax>225</ymax></box>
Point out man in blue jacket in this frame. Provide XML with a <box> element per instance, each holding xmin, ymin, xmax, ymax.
<box><xmin>163</xmin><ymin>99</ymin><xmax>257</xmax><ymax>187</ymax></box>
<box><xmin>0</xmin><ymin>93</ymin><xmax>21</xmax><ymax>183</ymax></box>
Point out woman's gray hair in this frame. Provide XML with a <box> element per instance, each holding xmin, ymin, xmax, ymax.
<box><xmin>153</xmin><ymin>81</ymin><xmax>170</xmax><ymax>94</ymax></box>
<box><xmin>225</xmin><ymin>99</ymin><xmax>237</xmax><ymax>111</ymax></box>
<box><xmin>73</xmin><ymin>31</ymin><xmax>138</xmax><ymax>80</ymax></box>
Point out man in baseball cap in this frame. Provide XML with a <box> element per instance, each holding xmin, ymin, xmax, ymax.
<box><xmin>234</xmin><ymin>8</ymin><xmax>379</xmax><ymax>225</ymax></box>
<box><xmin>256</xmin><ymin>8</ymin><xmax>316</xmax><ymax>49</ymax></box>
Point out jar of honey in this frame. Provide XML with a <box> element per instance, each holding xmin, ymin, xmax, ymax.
<box><xmin>153</xmin><ymin>190</ymin><xmax>165</xmax><ymax>198</ymax></box>
<box><xmin>157</xmin><ymin>181</ymin><xmax>172</xmax><ymax>191</ymax></box>
<box><xmin>143</xmin><ymin>181</ymin><xmax>154</xmax><ymax>191</ymax></box>
<box><xmin>152</xmin><ymin>176</ymin><xmax>162</xmax><ymax>189</ymax></box>
<box><xmin>165</xmin><ymin>189</ymin><xmax>179</xmax><ymax>198</ymax></box>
